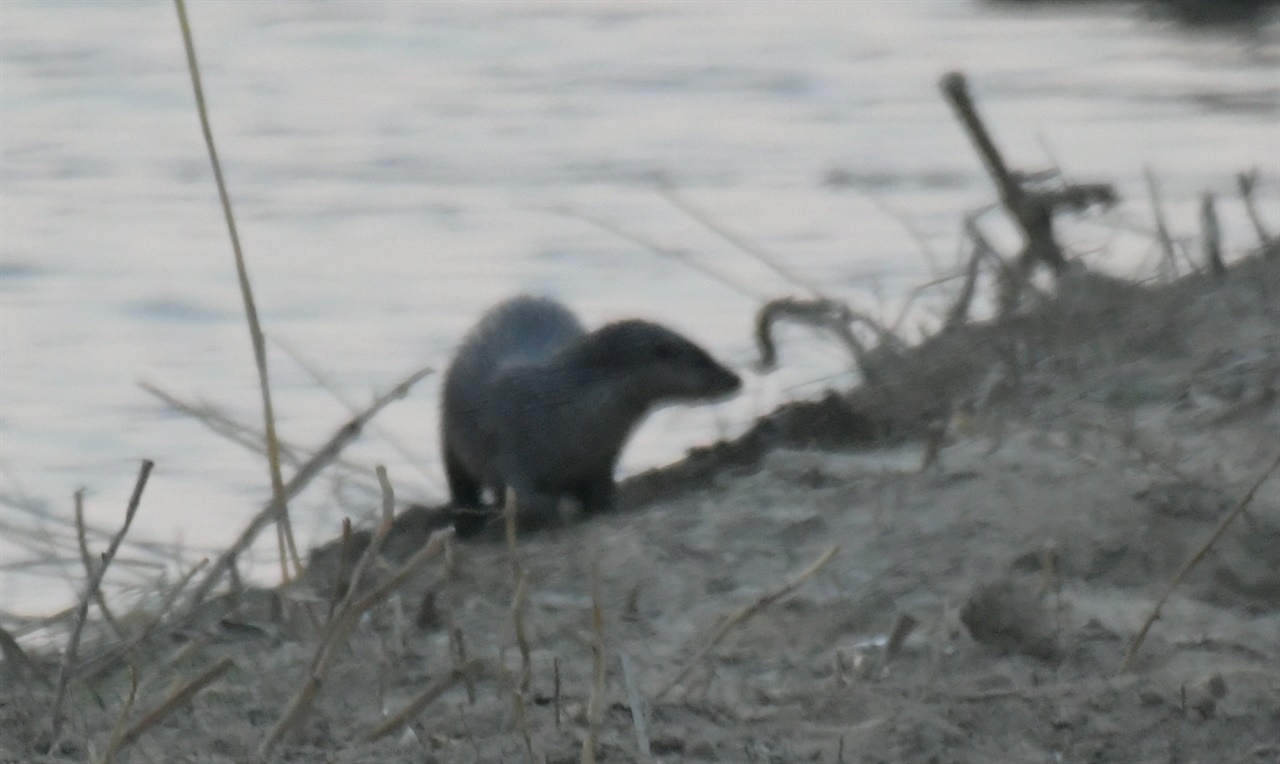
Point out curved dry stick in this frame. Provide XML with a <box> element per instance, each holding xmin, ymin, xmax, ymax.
<box><xmin>754</xmin><ymin>297</ymin><xmax>901</xmax><ymax>383</ymax></box>
<box><xmin>1120</xmin><ymin>451</ymin><xmax>1280</xmax><ymax>672</ymax></box>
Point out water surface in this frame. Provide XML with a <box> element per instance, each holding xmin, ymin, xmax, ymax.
<box><xmin>2</xmin><ymin>0</ymin><xmax>1277</xmax><ymax>617</ymax></box>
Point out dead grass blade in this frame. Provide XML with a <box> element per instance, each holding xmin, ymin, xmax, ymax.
<box><xmin>534</xmin><ymin>203</ymin><xmax>764</xmax><ymax>300</ymax></box>
<box><xmin>74</xmin><ymin>489</ymin><xmax>124</xmax><ymax>641</ymax></box>
<box><xmin>365</xmin><ymin>660</ymin><xmax>483</xmax><ymax>742</ymax></box>
<box><xmin>81</xmin><ymin>559</ymin><xmax>209</xmax><ymax>685</ymax></box>
<box><xmin>1200</xmin><ymin>191</ymin><xmax>1226</xmax><ymax>277</ymax></box>
<box><xmin>654</xmin><ymin>544</ymin><xmax>838</xmax><ymax>701</ymax></box>
<box><xmin>97</xmin><ymin>664</ymin><xmax>138</xmax><ymax>764</ymax></box>
<box><xmin>173</xmin><ymin>0</ymin><xmax>300</xmax><ymax>584</ymax></box>
<box><xmin>1120</xmin><ymin>451</ymin><xmax>1280</xmax><ymax>672</ymax></box>
<box><xmin>186</xmin><ymin>365</ymin><xmax>433</xmax><ymax>607</ymax></box>
<box><xmin>103</xmin><ymin>657</ymin><xmax>234</xmax><ymax>761</ymax></box>
<box><xmin>1236</xmin><ymin>169</ymin><xmax>1274</xmax><ymax>247</ymax></box>
<box><xmin>620</xmin><ymin>653</ymin><xmax>653</xmax><ymax>762</ymax></box>
<box><xmin>503</xmin><ymin>491</ymin><xmax>536</xmax><ymax>763</ymax></box>
<box><xmin>581</xmin><ymin>556</ymin><xmax>606</xmax><ymax>764</ymax></box>
<box><xmin>657</xmin><ymin>183</ymin><xmax>823</xmax><ymax>297</ymax></box>
<box><xmin>47</xmin><ymin>460</ymin><xmax>152</xmax><ymax>750</ymax></box>
<box><xmin>259</xmin><ymin>492</ymin><xmax>453</xmax><ymax>758</ymax></box>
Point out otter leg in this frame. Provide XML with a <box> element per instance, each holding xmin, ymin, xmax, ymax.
<box><xmin>574</xmin><ymin>476</ymin><xmax>617</xmax><ymax>516</ymax></box>
<box><xmin>445</xmin><ymin>441</ymin><xmax>494</xmax><ymax>537</ymax></box>
<box><xmin>443</xmin><ymin>440</ymin><xmax>482</xmax><ymax>507</ymax></box>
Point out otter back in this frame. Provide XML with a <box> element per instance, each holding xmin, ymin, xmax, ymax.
<box><xmin>441</xmin><ymin>295</ymin><xmax>740</xmax><ymax>535</ymax></box>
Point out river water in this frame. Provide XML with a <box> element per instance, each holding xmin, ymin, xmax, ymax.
<box><xmin>2</xmin><ymin>1</ymin><xmax>1277</xmax><ymax>619</ymax></box>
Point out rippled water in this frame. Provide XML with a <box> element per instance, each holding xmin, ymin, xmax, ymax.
<box><xmin>2</xmin><ymin>1</ymin><xmax>1277</xmax><ymax>617</ymax></box>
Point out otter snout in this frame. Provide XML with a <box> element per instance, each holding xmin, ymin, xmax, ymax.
<box><xmin>662</xmin><ymin>346</ymin><xmax>741</xmax><ymax>401</ymax></box>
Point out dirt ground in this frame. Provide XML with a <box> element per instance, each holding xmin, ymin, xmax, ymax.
<box><xmin>4</xmin><ymin>250</ymin><xmax>1279</xmax><ymax>763</ymax></box>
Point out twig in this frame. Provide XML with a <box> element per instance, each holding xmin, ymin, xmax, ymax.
<box><xmin>582</xmin><ymin>556</ymin><xmax>606</xmax><ymax>764</ymax></box>
<box><xmin>185</xmin><ymin>365</ymin><xmax>432</xmax><ymax>607</ymax></box>
<box><xmin>535</xmin><ymin>203</ymin><xmax>764</xmax><ymax>300</ymax></box>
<box><xmin>1200</xmin><ymin>191</ymin><xmax>1226</xmax><ymax>278</ymax></box>
<box><xmin>654</xmin><ymin>544</ymin><xmax>838</xmax><ymax>701</ymax></box>
<box><xmin>620</xmin><ymin>653</ymin><xmax>653</xmax><ymax>762</ymax></box>
<box><xmin>47</xmin><ymin>459</ymin><xmax>152</xmax><ymax>750</ymax></box>
<box><xmin>365</xmin><ymin>661</ymin><xmax>482</xmax><ymax>742</ymax></box>
<box><xmin>754</xmin><ymin>297</ymin><xmax>900</xmax><ymax>381</ymax></box>
<box><xmin>173</xmin><ymin>0</ymin><xmax>300</xmax><ymax>583</ymax></box>
<box><xmin>942</xmin><ymin>228</ymin><xmax>985</xmax><ymax>332</ymax></box>
<box><xmin>0</xmin><ymin>624</ymin><xmax>44</xmax><ymax>687</ymax></box>
<box><xmin>657</xmin><ymin>184</ymin><xmax>824</xmax><ymax>297</ymax></box>
<box><xmin>270</xmin><ymin>337</ymin><xmax>437</xmax><ymax>486</ymax></box>
<box><xmin>74</xmin><ymin>489</ymin><xmax>124</xmax><ymax>640</ymax></box>
<box><xmin>1144</xmin><ymin>166</ymin><xmax>1180</xmax><ymax>280</ymax></box>
<box><xmin>97</xmin><ymin>665</ymin><xmax>138</xmax><ymax>764</ymax></box>
<box><xmin>941</xmin><ymin>71</ymin><xmax>1061</xmax><ymax>271</ymax></box>
<box><xmin>1236</xmin><ymin>169</ymin><xmax>1273</xmax><ymax>246</ymax></box>
<box><xmin>1120</xmin><ymin>451</ymin><xmax>1280</xmax><ymax>672</ymax></box>
<box><xmin>553</xmin><ymin>656</ymin><xmax>562</xmax><ymax>728</ymax></box>
<box><xmin>504</xmin><ymin>490</ymin><xmax>535</xmax><ymax>764</ymax></box>
<box><xmin>81</xmin><ymin>558</ymin><xmax>210</xmax><ymax>684</ymax></box>
<box><xmin>504</xmin><ymin>491</ymin><xmax>532</xmax><ymax>694</ymax></box>
<box><xmin>259</xmin><ymin>520</ymin><xmax>453</xmax><ymax>756</ymax></box>
<box><xmin>105</xmin><ymin>657</ymin><xmax>234</xmax><ymax>758</ymax></box>
<box><xmin>941</xmin><ymin>71</ymin><xmax>1110</xmax><ymax>276</ymax></box>
<box><xmin>857</xmin><ymin>189</ymin><xmax>946</xmax><ymax>278</ymax></box>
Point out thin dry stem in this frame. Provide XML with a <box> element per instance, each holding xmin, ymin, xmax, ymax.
<box><xmin>1144</xmin><ymin>166</ymin><xmax>1180</xmax><ymax>280</ymax></box>
<box><xmin>657</xmin><ymin>183</ymin><xmax>823</xmax><ymax>297</ymax></box>
<box><xmin>106</xmin><ymin>657</ymin><xmax>234</xmax><ymax>758</ymax></box>
<box><xmin>1200</xmin><ymin>191</ymin><xmax>1226</xmax><ymax>277</ymax></box>
<box><xmin>81</xmin><ymin>558</ymin><xmax>210</xmax><ymax>684</ymax></box>
<box><xmin>74</xmin><ymin>489</ymin><xmax>124</xmax><ymax>640</ymax></box>
<box><xmin>186</xmin><ymin>365</ymin><xmax>432</xmax><ymax>607</ymax></box>
<box><xmin>173</xmin><ymin>0</ymin><xmax>300</xmax><ymax>583</ymax></box>
<box><xmin>1236</xmin><ymin>169</ymin><xmax>1273</xmax><ymax>246</ymax></box>
<box><xmin>259</xmin><ymin>524</ymin><xmax>454</xmax><ymax>756</ymax></box>
<box><xmin>502</xmin><ymin>490</ymin><xmax>535</xmax><ymax>762</ymax></box>
<box><xmin>581</xmin><ymin>556</ymin><xmax>606</xmax><ymax>764</ymax></box>
<box><xmin>48</xmin><ymin>459</ymin><xmax>152</xmax><ymax>749</ymax></box>
<box><xmin>654</xmin><ymin>544</ymin><xmax>839</xmax><ymax>701</ymax></box>
<box><xmin>535</xmin><ymin>203</ymin><xmax>764</xmax><ymax>299</ymax></box>
<box><xmin>365</xmin><ymin>661</ymin><xmax>483</xmax><ymax>742</ymax></box>
<box><xmin>620</xmin><ymin>653</ymin><xmax>652</xmax><ymax>762</ymax></box>
<box><xmin>1120</xmin><ymin>451</ymin><xmax>1280</xmax><ymax>672</ymax></box>
<box><xmin>97</xmin><ymin>664</ymin><xmax>138</xmax><ymax>764</ymax></box>
<box><xmin>271</xmin><ymin>337</ymin><xmax>437</xmax><ymax>486</ymax></box>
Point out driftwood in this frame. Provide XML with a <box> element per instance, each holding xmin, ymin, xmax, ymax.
<box><xmin>940</xmin><ymin>72</ymin><xmax>1116</xmax><ymax>309</ymax></box>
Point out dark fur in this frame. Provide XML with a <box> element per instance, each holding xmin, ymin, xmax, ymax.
<box><xmin>441</xmin><ymin>296</ymin><xmax>740</xmax><ymax>535</ymax></box>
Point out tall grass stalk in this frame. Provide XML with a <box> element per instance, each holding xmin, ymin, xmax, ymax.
<box><xmin>172</xmin><ymin>0</ymin><xmax>300</xmax><ymax>581</ymax></box>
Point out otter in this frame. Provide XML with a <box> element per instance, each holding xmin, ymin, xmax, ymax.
<box><xmin>441</xmin><ymin>296</ymin><xmax>741</xmax><ymax>535</ymax></box>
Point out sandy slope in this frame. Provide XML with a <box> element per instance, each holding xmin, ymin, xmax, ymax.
<box><xmin>4</xmin><ymin>252</ymin><xmax>1278</xmax><ymax>763</ymax></box>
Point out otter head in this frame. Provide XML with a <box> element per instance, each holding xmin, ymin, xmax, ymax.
<box><xmin>575</xmin><ymin>320</ymin><xmax>741</xmax><ymax>406</ymax></box>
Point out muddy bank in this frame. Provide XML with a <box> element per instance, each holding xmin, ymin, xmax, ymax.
<box><xmin>5</xmin><ymin>243</ymin><xmax>1278</xmax><ymax>763</ymax></box>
